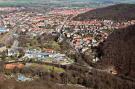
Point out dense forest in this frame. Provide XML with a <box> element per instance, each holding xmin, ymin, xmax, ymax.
<box><xmin>98</xmin><ymin>25</ymin><xmax>135</xmax><ymax>79</ymax></box>
<box><xmin>73</xmin><ymin>4</ymin><xmax>135</xmax><ymax>21</ymax></box>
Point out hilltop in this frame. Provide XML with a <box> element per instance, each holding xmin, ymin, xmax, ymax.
<box><xmin>73</xmin><ymin>4</ymin><xmax>135</xmax><ymax>21</ymax></box>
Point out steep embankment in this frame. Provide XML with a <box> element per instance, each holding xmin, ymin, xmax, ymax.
<box><xmin>99</xmin><ymin>25</ymin><xmax>135</xmax><ymax>78</ymax></box>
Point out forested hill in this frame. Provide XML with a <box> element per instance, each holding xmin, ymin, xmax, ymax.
<box><xmin>73</xmin><ymin>4</ymin><xmax>135</xmax><ymax>21</ymax></box>
<box><xmin>99</xmin><ymin>25</ymin><xmax>135</xmax><ymax>78</ymax></box>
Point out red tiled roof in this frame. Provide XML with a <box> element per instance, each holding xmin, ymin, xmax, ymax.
<box><xmin>5</xmin><ymin>63</ymin><xmax>25</xmax><ymax>70</ymax></box>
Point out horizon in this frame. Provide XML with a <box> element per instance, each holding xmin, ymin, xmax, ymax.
<box><xmin>0</xmin><ymin>0</ymin><xmax>135</xmax><ymax>8</ymax></box>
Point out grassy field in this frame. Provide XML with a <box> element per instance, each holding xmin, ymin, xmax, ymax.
<box><xmin>29</xmin><ymin>63</ymin><xmax>65</xmax><ymax>73</ymax></box>
<box><xmin>0</xmin><ymin>0</ymin><xmax>38</xmax><ymax>6</ymax></box>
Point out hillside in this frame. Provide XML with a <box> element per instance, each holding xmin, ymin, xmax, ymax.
<box><xmin>73</xmin><ymin>4</ymin><xmax>135</xmax><ymax>21</ymax></box>
<box><xmin>0</xmin><ymin>79</ymin><xmax>88</xmax><ymax>89</ymax></box>
<box><xmin>98</xmin><ymin>25</ymin><xmax>135</xmax><ymax>78</ymax></box>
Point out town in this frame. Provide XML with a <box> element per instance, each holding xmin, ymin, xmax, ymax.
<box><xmin>0</xmin><ymin>6</ymin><xmax>135</xmax><ymax>84</ymax></box>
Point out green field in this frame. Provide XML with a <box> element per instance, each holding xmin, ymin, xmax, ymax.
<box><xmin>0</xmin><ymin>0</ymin><xmax>39</xmax><ymax>6</ymax></box>
<box><xmin>29</xmin><ymin>63</ymin><xmax>65</xmax><ymax>73</ymax></box>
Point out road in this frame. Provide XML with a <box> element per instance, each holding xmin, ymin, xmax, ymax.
<box><xmin>7</xmin><ymin>15</ymin><xmax>32</xmax><ymax>49</ymax></box>
<box><xmin>55</xmin><ymin>15</ymin><xmax>94</xmax><ymax>70</ymax></box>
<box><xmin>55</xmin><ymin>14</ymin><xmax>112</xmax><ymax>73</ymax></box>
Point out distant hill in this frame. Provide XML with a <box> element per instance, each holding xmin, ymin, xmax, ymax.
<box><xmin>0</xmin><ymin>0</ymin><xmax>135</xmax><ymax>8</ymax></box>
<box><xmin>73</xmin><ymin>4</ymin><xmax>135</xmax><ymax>21</ymax></box>
<box><xmin>99</xmin><ymin>25</ymin><xmax>135</xmax><ymax>78</ymax></box>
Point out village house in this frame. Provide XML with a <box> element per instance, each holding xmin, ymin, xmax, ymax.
<box><xmin>8</xmin><ymin>48</ymin><xmax>20</xmax><ymax>57</ymax></box>
<box><xmin>0</xmin><ymin>27</ymin><xmax>9</xmax><ymax>34</ymax></box>
<box><xmin>24</xmin><ymin>49</ymin><xmax>49</xmax><ymax>59</ymax></box>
